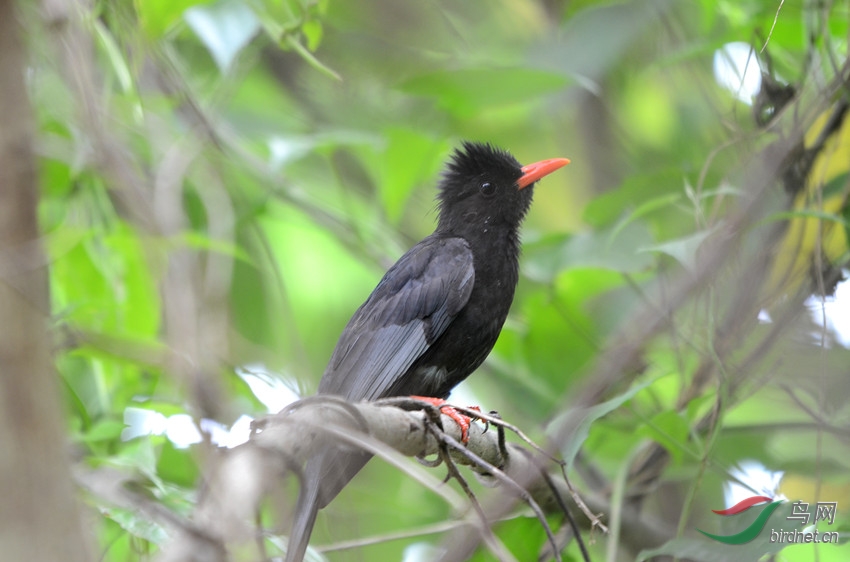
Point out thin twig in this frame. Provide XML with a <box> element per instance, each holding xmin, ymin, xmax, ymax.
<box><xmin>557</xmin><ymin>463</ymin><xmax>608</xmax><ymax>534</ymax></box>
<box><xmin>760</xmin><ymin>0</ymin><xmax>786</xmax><ymax>53</ymax></box>
<box><xmin>425</xmin><ymin>418</ymin><xmax>518</xmax><ymax>562</ymax></box>
<box><xmin>446</xmin><ymin>405</ymin><xmax>565</xmax><ymax>467</ymax></box>
<box><xmin>539</xmin><ymin>469</ymin><xmax>590</xmax><ymax>562</ymax></box>
<box><xmin>433</xmin><ymin>430</ymin><xmax>562</xmax><ymax>562</ymax></box>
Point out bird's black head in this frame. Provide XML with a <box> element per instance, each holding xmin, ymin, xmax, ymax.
<box><xmin>436</xmin><ymin>141</ymin><xmax>568</xmax><ymax>234</ymax></box>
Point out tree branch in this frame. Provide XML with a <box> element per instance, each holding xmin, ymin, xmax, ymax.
<box><xmin>149</xmin><ymin>397</ymin><xmax>601</xmax><ymax>562</ymax></box>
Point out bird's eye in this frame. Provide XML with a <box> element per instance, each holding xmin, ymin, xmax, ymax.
<box><xmin>479</xmin><ymin>182</ymin><xmax>496</xmax><ymax>197</ymax></box>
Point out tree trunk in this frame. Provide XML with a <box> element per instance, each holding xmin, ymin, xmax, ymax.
<box><xmin>0</xmin><ymin>1</ymin><xmax>90</xmax><ymax>559</ymax></box>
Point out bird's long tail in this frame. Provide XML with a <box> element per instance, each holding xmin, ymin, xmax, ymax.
<box><xmin>285</xmin><ymin>450</ymin><xmax>372</xmax><ymax>562</ymax></box>
<box><xmin>285</xmin><ymin>458</ymin><xmax>322</xmax><ymax>562</ymax></box>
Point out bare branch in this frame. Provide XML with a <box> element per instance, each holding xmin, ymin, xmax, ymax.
<box><xmin>148</xmin><ymin>397</ymin><xmax>596</xmax><ymax>562</ymax></box>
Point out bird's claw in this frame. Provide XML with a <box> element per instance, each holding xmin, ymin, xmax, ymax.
<box><xmin>410</xmin><ymin>396</ymin><xmax>479</xmax><ymax>443</ymax></box>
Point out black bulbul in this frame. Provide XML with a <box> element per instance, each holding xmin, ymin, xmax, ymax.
<box><xmin>286</xmin><ymin>141</ymin><xmax>569</xmax><ymax>561</ymax></box>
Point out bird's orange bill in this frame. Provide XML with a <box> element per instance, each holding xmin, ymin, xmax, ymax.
<box><xmin>517</xmin><ymin>157</ymin><xmax>570</xmax><ymax>189</ymax></box>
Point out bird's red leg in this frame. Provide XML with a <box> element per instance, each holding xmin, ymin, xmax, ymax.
<box><xmin>410</xmin><ymin>396</ymin><xmax>479</xmax><ymax>443</ymax></box>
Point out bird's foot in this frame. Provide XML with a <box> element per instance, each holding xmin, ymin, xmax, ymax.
<box><xmin>410</xmin><ymin>396</ymin><xmax>480</xmax><ymax>443</ymax></box>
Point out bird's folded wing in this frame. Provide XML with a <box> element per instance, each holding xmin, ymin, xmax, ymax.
<box><xmin>319</xmin><ymin>236</ymin><xmax>474</xmax><ymax>401</ymax></box>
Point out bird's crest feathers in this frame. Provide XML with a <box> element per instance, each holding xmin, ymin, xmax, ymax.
<box><xmin>439</xmin><ymin>141</ymin><xmax>522</xmax><ymax>197</ymax></box>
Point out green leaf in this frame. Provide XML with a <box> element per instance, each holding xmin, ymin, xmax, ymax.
<box><xmin>523</xmin><ymin>221</ymin><xmax>656</xmax><ymax>282</ymax></box>
<box><xmin>636</xmin><ymin>410</ymin><xmax>691</xmax><ymax>463</ymax></box>
<box><xmin>104</xmin><ymin>225</ymin><xmax>161</xmax><ymax>338</ymax></box>
<box><xmin>157</xmin><ymin>441</ymin><xmax>200</xmax><ymax>487</ymax></box>
<box><xmin>247</xmin><ymin>0</ymin><xmax>302</xmax><ymax>37</ymax></box>
<box><xmin>138</xmin><ymin>0</ymin><xmax>209</xmax><ymax>39</ymax></box>
<box><xmin>93</xmin><ymin>21</ymin><xmax>135</xmax><ymax>96</ymax></box>
<box><xmin>178</xmin><ymin>231</ymin><xmax>253</xmax><ymax>264</ymax></box>
<box><xmin>640</xmin><ymin>226</ymin><xmax>719</xmax><ymax>272</ymax></box>
<box><xmin>609</xmin><ymin>192</ymin><xmax>682</xmax><ymax>241</ymax></box>
<box><xmin>282</xmin><ymin>34</ymin><xmax>341</xmax><ymax>81</ymax></box>
<box><xmin>521</xmin><ymin>268</ymin><xmax>628</xmax><ymax>389</ymax></box>
<box><xmin>105</xmin><ymin>508</ymin><xmax>169</xmax><ymax>544</ymax></box>
<box><xmin>637</xmin><ymin>535</ymin><xmax>784</xmax><ymax>562</ymax></box>
<box><xmin>379</xmin><ymin>128</ymin><xmax>447</xmax><ymax>223</ymax></box>
<box><xmin>301</xmin><ymin>18</ymin><xmax>323</xmax><ymax>51</ymax></box>
<box><xmin>758</xmin><ymin>209</ymin><xmax>850</xmax><ymax>228</ymax></box>
<box><xmin>548</xmin><ymin>378</ymin><xmax>656</xmax><ymax>468</ymax></box>
<box><xmin>686</xmin><ymin>393</ymin><xmax>716</xmax><ymax>424</ymax></box>
<box><xmin>583</xmin><ymin>168</ymin><xmax>685</xmax><ymax>228</ymax></box>
<box><xmin>80</xmin><ymin>419</ymin><xmax>127</xmax><ymax>443</ymax></box>
<box><xmin>399</xmin><ymin>67</ymin><xmax>568</xmax><ymax>117</ymax></box>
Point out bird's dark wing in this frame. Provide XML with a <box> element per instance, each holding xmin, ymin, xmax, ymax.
<box><xmin>319</xmin><ymin>236</ymin><xmax>474</xmax><ymax>401</ymax></box>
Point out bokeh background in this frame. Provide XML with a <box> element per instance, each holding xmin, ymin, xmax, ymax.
<box><xmin>5</xmin><ymin>0</ymin><xmax>850</xmax><ymax>560</ymax></box>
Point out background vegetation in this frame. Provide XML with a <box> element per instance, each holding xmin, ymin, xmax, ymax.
<box><xmin>3</xmin><ymin>0</ymin><xmax>850</xmax><ymax>560</ymax></box>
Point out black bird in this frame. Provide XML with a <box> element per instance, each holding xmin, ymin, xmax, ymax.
<box><xmin>286</xmin><ymin>141</ymin><xmax>568</xmax><ymax>561</ymax></box>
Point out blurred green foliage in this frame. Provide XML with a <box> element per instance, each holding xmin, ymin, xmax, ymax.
<box><xmin>23</xmin><ymin>0</ymin><xmax>850</xmax><ymax>559</ymax></box>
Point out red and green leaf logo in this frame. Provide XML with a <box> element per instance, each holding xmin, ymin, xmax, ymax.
<box><xmin>698</xmin><ymin>495</ymin><xmax>783</xmax><ymax>545</ymax></box>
